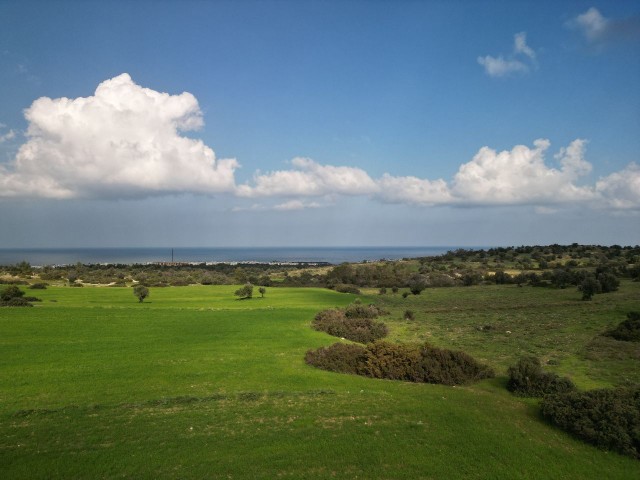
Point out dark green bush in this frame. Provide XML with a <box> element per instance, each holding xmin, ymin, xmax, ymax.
<box><xmin>1</xmin><ymin>285</ymin><xmax>24</xmax><ymax>301</ymax></box>
<box><xmin>404</xmin><ymin>310</ymin><xmax>415</xmax><ymax>320</ymax></box>
<box><xmin>312</xmin><ymin>307</ymin><xmax>388</xmax><ymax>344</ymax></box>
<box><xmin>343</xmin><ymin>303</ymin><xmax>384</xmax><ymax>319</ymax></box>
<box><xmin>541</xmin><ymin>387</ymin><xmax>640</xmax><ymax>459</ymax></box>
<box><xmin>360</xmin><ymin>342</ymin><xmax>423</xmax><ymax>381</ymax></box>
<box><xmin>304</xmin><ymin>343</ymin><xmax>367</xmax><ymax>375</ymax></box>
<box><xmin>28</xmin><ymin>283</ymin><xmax>48</xmax><ymax>289</ymax></box>
<box><xmin>1</xmin><ymin>297</ymin><xmax>33</xmax><ymax>307</ymax></box>
<box><xmin>603</xmin><ymin>312</ymin><xmax>640</xmax><ymax>342</ymax></box>
<box><xmin>306</xmin><ymin>341</ymin><xmax>494</xmax><ymax>386</ymax></box>
<box><xmin>333</xmin><ymin>284</ymin><xmax>361</xmax><ymax>295</ymax></box>
<box><xmin>0</xmin><ymin>285</ymin><xmax>36</xmax><ymax>307</ymax></box>
<box><xmin>507</xmin><ymin>356</ymin><xmax>576</xmax><ymax>397</ymax></box>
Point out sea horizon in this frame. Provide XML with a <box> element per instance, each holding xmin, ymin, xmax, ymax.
<box><xmin>0</xmin><ymin>246</ymin><xmax>484</xmax><ymax>266</ymax></box>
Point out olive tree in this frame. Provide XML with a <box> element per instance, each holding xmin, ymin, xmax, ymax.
<box><xmin>133</xmin><ymin>284</ymin><xmax>149</xmax><ymax>303</ymax></box>
<box><xmin>235</xmin><ymin>283</ymin><xmax>253</xmax><ymax>299</ymax></box>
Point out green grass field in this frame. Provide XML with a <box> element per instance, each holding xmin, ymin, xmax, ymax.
<box><xmin>1</xmin><ymin>284</ymin><xmax>639</xmax><ymax>478</ymax></box>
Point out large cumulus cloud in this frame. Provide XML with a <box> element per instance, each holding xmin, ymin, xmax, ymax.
<box><xmin>0</xmin><ymin>73</ymin><xmax>238</xmax><ymax>198</ymax></box>
<box><xmin>450</xmin><ymin>139</ymin><xmax>594</xmax><ymax>205</ymax></box>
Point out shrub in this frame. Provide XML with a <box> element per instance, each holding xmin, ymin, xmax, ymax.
<box><xmin>541</xmin><ymin>387</ymin><xmax>640</xmax><ymax>459</ymax></box>
<box><xmin>304</xmin><ymin>343</ymin><xmax>367</xmax><ymax>375</ymax></box>
<box><xmin>29</xmin><ymin>283</ymin><xmax>48</xmax><ymax>290</ymax></box>
<box><xmin>2</xmin><ymin>297</ymin><xmax>33</xmax><ymax>307</ymax></box>
<box><xmin>312</xmin><ymin>307</ymin><xmax>388</xmax><ymax>344</ymax></box>
<box><xmin>603</xmin><ymin>312</ymin><xmax>640</xmax><ymax>342</ymax></box>
<box><xmin>0</xmin><ymin>285</ymin><xmax>43</xmax><ymax>306</ymax></box>
<box><xmin>0</xmin><ymin>285</ymin><xmax>24</xmax><ymax>301</ymax></box>
<box><xmin>598</xmin><ymin>272</ymin><xmax>620</xmax><ymax>293</ymax></box>
<box><xmin>306</xmin><ymin>341</ymin><xmax>495</xmax><ymax>386</ymax></box>
<box><xmin>407</xmin><ymin>274</ymin><xmax>427</xmax><ymax>295</ymax></box>
<box><xmin>361</xmin><ymin>342</ymin><xmax>423</xmax><ymax>381</ymax></box>
<box><xmin>333</xmin><ymin>284</ymin><xmax>361</xmax><ymax>295</ymax></box>
<box><xmin>344</xmin><ymin>303</ymin><xmax>382</xmax><ymax>319</ymax></box>
<box><xmin>579</xmin><ymin>276</ymin><xmax>600</xmax><ymax>300</ymax></box>
<box><xmin>133</xmin><ymin>284</ymin><xmax>150</xmax><ymax>303</ymax></box>
<box><xmin>234</xmin><ymin>283</ymin><xmax>253</xmax><ymax>299</ymax></box>
<box><xmin>507</xmin><ymin>356</ymin><xmax>576</xmax><ymax>397</ymax></box>
<box><xmin>404</xmin><ymin>310</ymin><xmax>415</xmax><ymax>320</ymax></box>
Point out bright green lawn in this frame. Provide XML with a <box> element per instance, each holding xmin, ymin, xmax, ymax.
<box><xmin>1</xmin><ymin>284</ymin><xmax>639</xmax><ymax>479</ymax></box>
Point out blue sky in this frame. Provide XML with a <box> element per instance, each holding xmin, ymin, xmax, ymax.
<box><xmin>0</xmin><ymin>0</ymin><xmax>639</xmax><ymax>247</ymax></box>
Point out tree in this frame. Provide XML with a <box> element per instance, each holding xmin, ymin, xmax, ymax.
<box><xmin>235</xmin><ymin>283</ymin><xmax>253</xmax><ymax>299</ymax></box>
<box><xmin>597</xmin><ymin>273</ymin><xmax>619</xmax><ymax>293</ymax></box>
<box><xmin>258</xmin><ymin>286</ymin><xmax>266</xmax><ymax>298</ymax></box>
<box><xmin>579</xmin><ymin>276</ymin><xmax>600</xmax><ymax>301</ymax></box>
<box><xmin>407</xmin><ymin>274</ymin><xmax>427</xmax><ymax>295</ymax></box>
<box><xmin>133</xmin><ymin>285</ymin><xmax>149</xmax><ymax>303</ymax></box>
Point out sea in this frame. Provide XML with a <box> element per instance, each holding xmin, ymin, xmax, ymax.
<box><xmin>0</xmin><ymin>246</ymin><xmax>473</xmax><ymax>267</ymax></box>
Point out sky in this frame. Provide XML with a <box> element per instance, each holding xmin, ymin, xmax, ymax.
<box><xmin>0</xmin><ymin>0</ymin><xmax>639</xmax><ymax>248</ymax></box>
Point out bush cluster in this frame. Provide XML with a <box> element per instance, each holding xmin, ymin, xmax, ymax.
<box><xmin>603</xmin><ymin>312</ymin><xmax>640</xmax><ymax>342</ymax></box>
<box><xmin>541</xmin><ymin>386</ymin><xmax>640</xmax><ymax>459</ymax></box>
<box><xmin>305</xmin><ymin>341</ymin><xmax>495</xmax><ymax>386</ymax></box>
<box><xmin>304</xmin><ymin>343</ymin><xmax>367</xmax><ymax>375</ymax></box>
<box><xmin>506</xmin><ymin>357</ymin><xmax>576</xmax><ymax>397</ymax></box>
<box><xmin>312</xmin><ymin>306</ymin><xmax>388</xmax><ymax>344</ymax></box>
<box><xmin>331</xmin><ymin>284</ymin><xmax>361</xmax><ymax>295</ymax></box>
<box><xmin>0</xmin><ymin>285</ymin><xmax>39</xmax><ymax>307</ymax></box>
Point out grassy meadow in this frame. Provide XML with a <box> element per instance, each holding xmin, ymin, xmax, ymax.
<box><xmin>1</xmin><ymin>283</ymin><xmax>639</xmax><ymax>478</ymax></box>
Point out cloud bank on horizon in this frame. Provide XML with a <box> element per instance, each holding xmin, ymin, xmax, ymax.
<box><xmin>0</xmin><ymin>72</ymin><xmax>638</xmax><ymax>211</ymax></box>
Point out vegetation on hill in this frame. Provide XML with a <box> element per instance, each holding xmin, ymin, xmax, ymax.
<box><xmin>507</xmin><ymin>356</ymin><xmax>576</xmax><ymax>397</ymax></box>
<box><xmin>0</xmin><ymin>244</ymin><xmax>639</xmax><ymax>473</ymax></box>
<box><xmin>305</xmin><ymin>341</ymin><xmax>495</xmax><ymax>386</ymax></box>
<box><xmin>0</xmin><ymin>285</ymin><xmax>40</xmax><ymax>307</ymax></box>
<box><xmin>2</xmin><ymin>244</ymin><xmax>638</xmax><ymax>296</ymax></box>
<box><xmin>603</xmin><ymin>312</ymin><xmax>640</xmax><ymax>342</ymax></box>
<box><xmin>311</xmin><ymin>302</ymin><xmax>388</xmax><ymax>343</ymax></box>
<box><xmin>542</xmin><ymin>386</ymin><xmax>640</xmax><ymax>459</ymax></box>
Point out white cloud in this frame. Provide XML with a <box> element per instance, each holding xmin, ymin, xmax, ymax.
<box><xmin>0</xmin><ymin>73</ymin><xmax>239</xmax><ymax>198</ymax></box>
<box><xmin>274</xmin><ymin>199</ymin><xmax>323</xmax><ymax>211</ymax></box>
<box><xmin>477</xmin><ymin>55</ymin><xmax>529</xmax><ymax>77</ymax></box>
<box><xmin>237</xmin><ymin>157</ymin><xmax>377</xmax><ymax>197</ymax></box>
<box><xmin>570</xmin><ymin>7</ymin><xmax>610</xmax><ymax>42</ymax></box>
<box><xmin>234</xmin><ymin>139</ymin><xmax>640</xmax><ymax>211</ymax></box>
<box><xmin>595</xmin><ymin>163</ymin><xmax>640</xmax><ymax>209</ymax></box>
<box><xmin>375</xmin><ymin>174</ymin><xmax>452</xmax><ymax>206</ymax></box>
<box><xmin>514</xmin><ymin>32</ymin><xmax>536</xmax><ymax>62</ymax></box>
<box><xmin>232</xmin><ymin>199</ymin><xmax>324</xmax><ymax>212</ymax></box>
<box><xmin>568</xmin><ymin>7</ymin><xmax>640</xmax><ymax>45</ymax></box>
<box><xmin>478</xmin><ymin>32</ymin><xmax>538</xmax><ymax>77</ymax></box>
<box><xmin>0</xmin><ymin>128</ymin><xmax>16</xmax><ymax>143</ymax></box>
<box><xmin>451</xmin><ymin>139</ymin><xmax>595</xmax><ymax>205</ymax></box>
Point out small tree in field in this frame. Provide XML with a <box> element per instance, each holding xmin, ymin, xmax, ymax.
<box><xmin>579</xmin><ymin>276</ymin><xmax>600</xmax><ymax>301</ymax></box>
<box><xmin>235</xmin><ymin>283</ymin><xmax>253</xmax><ymax>299</ymax></box>
<box><xmin>133</xmin><ymin>285</ymin><xmax>149</xmax><ymax>303</ymax></box>
<box><xmin>259</xmin><ymin>286</ymin><xmax>266</xmax><ymax>298</ymax></box>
